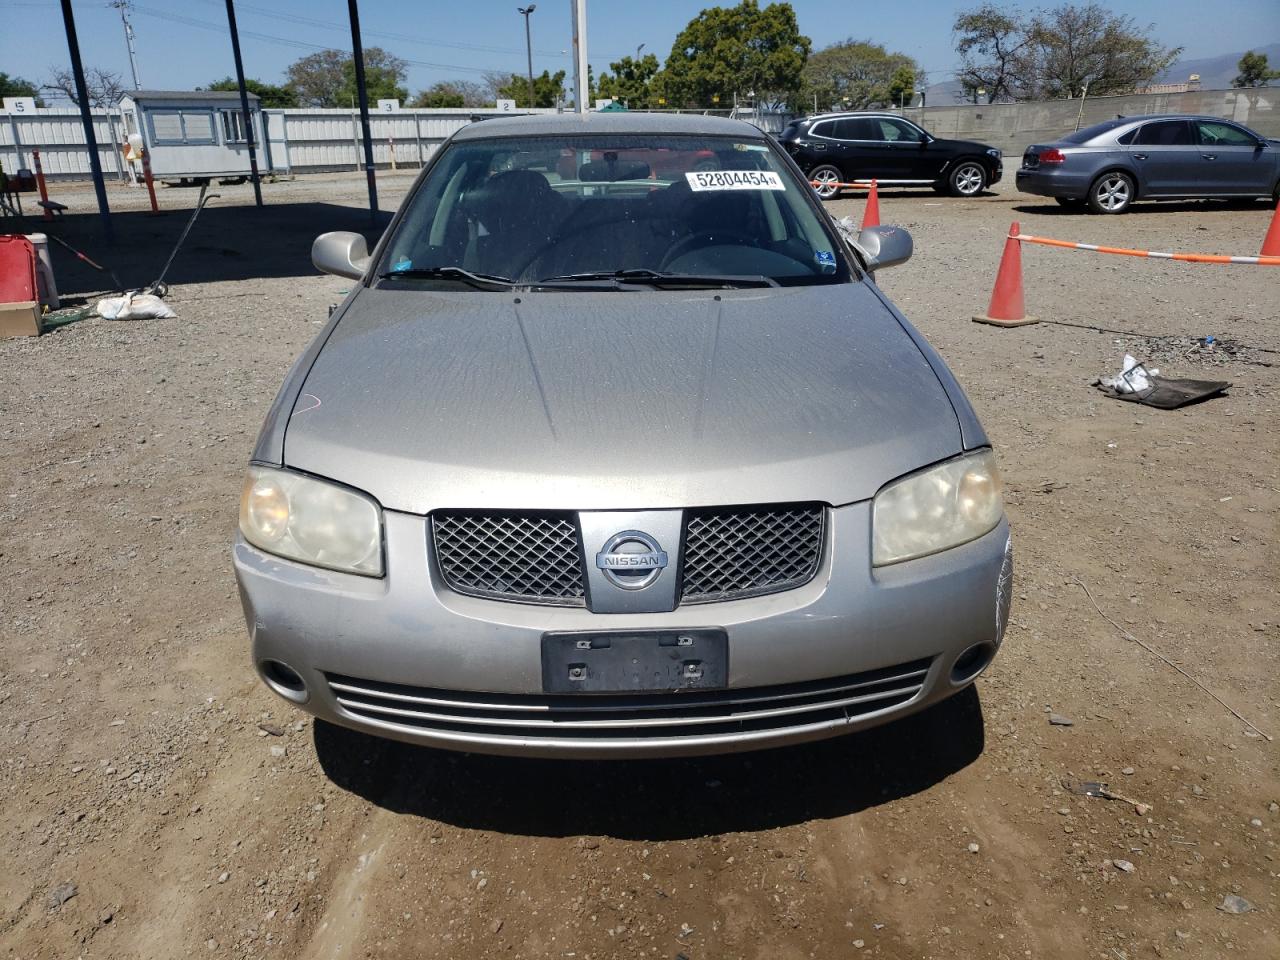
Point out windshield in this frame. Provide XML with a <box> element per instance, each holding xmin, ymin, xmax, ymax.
<box><xmin>378</xmin><ymin>133</ymin><xmax>850</xmax><ymax>289</ymax></box>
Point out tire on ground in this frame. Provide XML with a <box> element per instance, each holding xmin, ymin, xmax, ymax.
<box><xmin>1087</xmin><ymin>170</ymin><xmax>1135</xmax><ymax>215</ymax></box>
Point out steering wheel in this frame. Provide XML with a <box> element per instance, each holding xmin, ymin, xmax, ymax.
<box><xmin>659</xmin><ymin>229</ymin><xmax>755</xmax><ymax>270</ymax></box>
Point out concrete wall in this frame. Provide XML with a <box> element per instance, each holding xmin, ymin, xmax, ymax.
<box><xmin>902</xmin><ymin>88</ymin><xmax>1279</xmax><ymax>157</ymax></box>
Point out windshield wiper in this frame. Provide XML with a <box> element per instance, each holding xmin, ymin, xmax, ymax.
<box><xmin>537</xmin><ymin>269</ymin><xmax>779</xmax><ymax>289</ymax></box>
<box><xmin>378</xmin><ymin>266</ymin><xmax>514</xmax><ymax>290</ymax></box>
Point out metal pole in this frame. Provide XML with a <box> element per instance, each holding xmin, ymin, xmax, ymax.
<box><xmin>224</xmin><ymin>0</ymin><xmax>263</xmax><ymax>207</ymax></box>
<box><xmin>347</xmin><ymin>0</ymin><xmax>378</xmax><ymax>220</ymax></box>
<box><xmin>59</xmin><ymin>0</ymin><xmax>112</xmax><ymax>240</ymax></box>
<box><xmin>519</xmin><ymin>6</ymin><xmax>537</xmax><ymax>109</ymax></box>
<box><xmin>111</xmin><ymin>2</ymin><xmax>142</xmax><ymax>90</ymax></box>
<box><xmin>570</xmin><ymin>0</ymin><xmax>588</xmax><ymax>114</ymax></box>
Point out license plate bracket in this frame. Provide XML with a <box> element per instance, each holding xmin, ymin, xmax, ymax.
<box><xmin>541</xmin><ymin>629</ymin><xmax>728</xmax><ymax>694</ymax></box>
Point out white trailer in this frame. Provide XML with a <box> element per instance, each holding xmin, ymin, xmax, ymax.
<box><xmin>119</xmin><ymin>90</ymin><xmax>266</xmax><ymax>184</ymax></box>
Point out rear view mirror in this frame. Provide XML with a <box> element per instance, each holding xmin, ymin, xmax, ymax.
<box><xmin>853</xmin><ymin>225</ymin><xmax>913</xmax><ymax>273</ymax></box>
<box><xmin>312</xmin><ymin>231</ymin><xmax>370</xmax><ymax>280</ymax></box>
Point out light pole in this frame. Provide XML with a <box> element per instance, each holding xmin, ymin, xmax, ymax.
<box><xmin>518</xmin><ymin>5</ymin><xmax>536</xmax><ymax>108</ymax></box>
<box><xmin>636</xmin><ymin>42</ymin><xmax>645</xmax><ymax>61</ymax></box>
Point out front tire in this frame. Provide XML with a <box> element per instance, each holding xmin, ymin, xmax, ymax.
<box><xmin>809</xmin><ymin>164</ymin><xmax>842</xmax><ymax>200</ymax></box>
<box><xmin>1088</xmin><ymin>171</ymin><xmax>1135</xmax><ymax>214</ymax></box>
<box><xmin>948</xmin><ymin>161</ymin><xmax>987</xmax><ymax>197</ymax></box>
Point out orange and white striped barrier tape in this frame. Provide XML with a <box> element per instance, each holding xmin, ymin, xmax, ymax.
<box><xmin>810</xmin><ymin>180</ymin><xmax>874</xmax><ymax>190</ymax></box>
<box><xmin>1013</xmin><ymin>229</ymin><xmax>1280</xmax><ymax>266</ymax></box>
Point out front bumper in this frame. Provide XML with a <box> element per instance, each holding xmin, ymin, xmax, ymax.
<box><xmin>235</xmin><ymin>503</ymin><xmax>1012</xmax><ymax>758</ymax></box>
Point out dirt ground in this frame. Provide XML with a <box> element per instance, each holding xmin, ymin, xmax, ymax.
<box><xmin>2</xmin><ymin>168</ymin><xmax>1277</xmax><ymax>960</ymax></box>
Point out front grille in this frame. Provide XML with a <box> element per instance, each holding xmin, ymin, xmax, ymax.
<box><xmin>432</xmin><ymin>511</ymin><xmax>586</xmax><ymax>606</ymax></box>
<box><xmin>327</xmin><ymin>658</ymin><xmax>931</xmax><ymax>743</ymax></box>
<box><xmin>681</xmin><ymin>504</ymin><xmax>823</xmax><ymax>603</ymax></box>
<box><xmin>432</xmin><ymin>504</ymin><xmax>824</xmax><ymax>607</ymax></box>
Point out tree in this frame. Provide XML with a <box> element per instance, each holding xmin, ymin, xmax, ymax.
<box><xmin>953</xmin><ymin>3</ymin><xmax>1032</xmax><ymax>103</ymax></box>
<box><xmin>0</xmin><ymin>72</ymin><xmax>44</xmax><ymax>106</ymax></box>
<box><xmin>658</xmin><ymin>1</ymin><xmax>810</xmax><ymax>109</ymax></box>
<box><xmin>485</xmin><ymin>70</ymin><xmax>566</xmax><ymax>108</ymax></box>
<box><xmin>1233</xmin><ymin>51</ymin><xmax>1279</xmax><ymax>88</ymax></box>
<box><xmin>951</xmin><ymin>3</ymin><xmax>1180</xmax><ymax>101</ymax></box>
<box><xmin>596</xmin><ymin>54</ymin><xmax>661</xmax><ymax>107</ymax></box>
<box><xmin>410</xmin><ymin>80</ymin><xmax>490</xmax><ymax>108</ymax></box>
<box><xmin>43</xmin><ymin>66</ymin><xmax>123</xmax><ymax>108</ymax></box>
<box><xmin>1023</xmin><ymin>4</ymin><xmax>1181</xmax><ymax>99</ymax></box>
<box><xmin>801</xmin><ymin>40</ymin><xmax>920</xmax><ymax>111</ymax></box>
<box><xmin>205</xmin><ymin>76</ymin><xmax>297</xmax><ymax>108</ymax></box>
<box><xmin>284</xmin><ymin>48</ymin><xmax>407</xmax><ymax>107</ymax></box>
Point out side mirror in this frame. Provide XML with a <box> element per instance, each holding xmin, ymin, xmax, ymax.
<box><xmin>853</xmin><ymin>224</ymin><xmax>913</xmax><ymax>273</ymax></box>
<box><xmin>312</xmin><ymin>231</ymin><xmax>370</xmax><ymax>280</ymax></box>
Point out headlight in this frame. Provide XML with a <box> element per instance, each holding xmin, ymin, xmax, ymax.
<box><xmin>239</xmin><ymin>466</ymin><xmax>383</xmax><ymax>576</ymax></box>
<box><xmin>986</xmin><ymin>148</ymin><xmax>1002</xmax><ymax>159</ymax></box>
<box><xmin>872</xmin><ymin>451</ymin><xmax>1004</xmax><ymax>566</ymax></box>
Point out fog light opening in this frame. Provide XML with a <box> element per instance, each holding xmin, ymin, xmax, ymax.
<box><xmin>260</xmin><ymin>659</ymin><xmax>309</xmax><ymax>703</ymax></box>
<box><xmin>950</xmin><ymin>642</ymin><xmax>995</xmax><ymax>686</ymax></box>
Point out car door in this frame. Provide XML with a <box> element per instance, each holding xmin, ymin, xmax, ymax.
<box><xmin>1127</xmin><ymin>120</ymin><xmax>1201</xmax><ymax>196</ymax></box>
<box><xmin>830</xmin><ymin>117</ymin><xmax>892</xmax><ymax>180</ymax></box>
<box><xmin>874</xmin><ymin>117</ymin><xmax>932</xmax><ymax>180</ymax></box>
<box><xmin>1191</xmin><ymin>120</ymin><xmax>1273</xmax><ymax>196</ymax></box>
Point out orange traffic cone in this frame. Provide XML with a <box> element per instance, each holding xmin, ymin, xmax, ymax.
<box><xmin>973</xmin><ymin>222</ymin><xmax>1038</xmax><ymax>327</ymax></box>
<box><xmin>1262</xmin><ymin>201</ymin><xmax>1280</xmax><ymax>257</ymax></box>
<box><xmin>860</xmin><ymin>180</ymin><xmax>880</xmax><ymax>229</ymax></box>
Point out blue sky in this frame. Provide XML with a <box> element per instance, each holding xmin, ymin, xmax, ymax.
<box><xmin>2</xmin><ymin>0</ymin><xmax>1278</xmax><ymax>97</ymax></box>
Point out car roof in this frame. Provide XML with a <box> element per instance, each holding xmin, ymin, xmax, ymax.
<box><xmin>794</xmin><ymin>112</ymin><xmax>915</xmax><ymax>123</ymax></box>
<box><xmin>451</xmin><ymin>111</ymin><xmax>769</xmax><ymax>141</ymax></box>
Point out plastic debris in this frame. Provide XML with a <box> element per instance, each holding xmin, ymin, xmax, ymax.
<box><xmin>1217</xmin><ymin>894</ymin><xmax>1253</xmax><ymax>915</ymax></box>
<box><xmin>96</xmin><ymin>292</ymin><xmax>176</xmax><ymax>321</ymax></box>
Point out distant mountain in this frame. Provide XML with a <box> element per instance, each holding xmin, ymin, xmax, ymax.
<box><xmin>1156</xmin><ymin>43</ymin><xmax>1280</xmax><ymax>89</ymax></box>
<box><xmin>921</xmin><ymin>42</ymin><xmax>1280</xmax><ymax>106</ymax></box>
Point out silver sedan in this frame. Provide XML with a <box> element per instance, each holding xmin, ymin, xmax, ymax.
<box><xmin>234</xmin><ymin>112</ymin><xmax>1012</xmax><ymax>758</ymax></box>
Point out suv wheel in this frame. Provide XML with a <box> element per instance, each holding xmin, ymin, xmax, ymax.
<box><xmin>948</xmin><ymin>161</ymin><xmax>987</xmax><ymax>197</ymax></box>
<box><xmin>809</xmin><ymin>165</ymin><xmax>842</xmax><ymax>200</ymax></box>
<box><xmin>1088</xmin><ymin>171</ymin><xmax>1134</xmax><ymax>214</ymax></box>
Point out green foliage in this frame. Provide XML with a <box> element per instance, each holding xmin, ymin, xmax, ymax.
<box><xmin>284</xmin><ymin>48</ymin><xmax>408</xmax><ymax>108</ymax></box>
<box><xmin>596</xmin><ymin>54</ymin><xmax>661</xmax><ymax>107</ymax></box>
<box><xmin>659</xmin><ymin>1</ymin><xmax>810</xmax><ymax>108</ymax></box>
<box><xmin>1233</xmin><ymin>51</ymin><xmax>1279</xmax><ymax>88</ymax></box>
<box><xmin>1026</xmin><ymin>4</ymin><xmax>1181</xmax><ymax>98</ymax></box>
<box><xmin>410</xmin><ymin>81</ymin><xmax>491</xmax><ymax>108</ymax></box>
<box><xmin>0</xmin><ymin>72</ymin><xmax>43</xmax><ymax>106</ymax></box>
<box><xmin>951</xmin><ymin>3</ymin><xmax>1181</xmax><ymax>101</ymax></box>
<box><xmin>489</xmin><ymin>70</ymin><xmax>566</xmax><ymax>108</ymax></box>
<box><xmin>801</xmin><ymin>39</ymin><xmax>920</xmax><ymax>111</ymax></box>
<box><xmin>206</xmin><ymin>77</ymin><xmax>298</xmax><ymax>109</ymax></box>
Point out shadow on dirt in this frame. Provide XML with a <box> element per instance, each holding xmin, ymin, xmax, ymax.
<box><xmin>313</xmin><ymin>685</ymin><xmax>985</xmax><ymax>839</ymax></box>
<box><xmin>1012</xmin><ymin>198</ymin><xmax>1268</xmax><ymax>217</ymax></box>
<box><xmin>25</xmin><ymin>203</ymin><xmax>392</xmax><ymax>297</ymax></box>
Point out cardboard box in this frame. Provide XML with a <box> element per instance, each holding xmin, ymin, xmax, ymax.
<box><xmin>0</xmin><ymin>301</ymin><xmax>41</xmax><ymax>338</ymax></box>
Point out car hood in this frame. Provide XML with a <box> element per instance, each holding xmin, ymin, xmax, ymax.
<box><xmin>283</xmin><ymin>284</ymin><xmax>963</xmax><ymax>512</ymax></box>
<box><xmin>934</xmin><ymin>138</ymin><xmax>999</xmax><ymax>156</ymax></box>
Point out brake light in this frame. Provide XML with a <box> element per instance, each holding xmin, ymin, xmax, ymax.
<box><xmin>1039</xmin><ymin>148</ymin><xmax>1066</xmax><ymax>165</ymax></box>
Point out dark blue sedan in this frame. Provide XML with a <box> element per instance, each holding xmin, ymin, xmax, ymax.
<box><xmin>1016</xmin><ymin>115</ymin><xmax>1280</xmax><ymax>213</ymax></box>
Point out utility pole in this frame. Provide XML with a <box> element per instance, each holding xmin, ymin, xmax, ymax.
<box><xmin>570</xmin><ymin>0</ymin><xmax>587</xmax><ymax>114</ymax></box>
<box><xmin>109</xmin><ymin>1</ymin><xmax>142</xmax><ymax>90</ymax></box>
<box><xmin>518</xmin><ymin>5</ymin><xmax>537</xmax><ymax>108</ymax></box>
